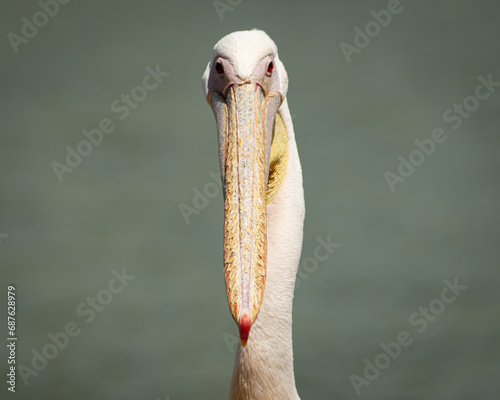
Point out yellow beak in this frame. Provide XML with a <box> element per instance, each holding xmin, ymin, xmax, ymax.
<box><xmin>209</xmin><ymin>83</ymin><xmax>282</xmax><ymax>347</ymax></box>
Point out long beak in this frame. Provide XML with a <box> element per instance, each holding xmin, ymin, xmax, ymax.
<box><xmin>209</xmin><ymin>83</ymin><xmax>281</xmax><ymax>347</ymax></box>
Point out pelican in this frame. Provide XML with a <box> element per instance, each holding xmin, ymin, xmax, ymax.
<box><xmin>202</xmin><ymin>30</ymin><xmax>305</xmax><ymax>399</ymax></box>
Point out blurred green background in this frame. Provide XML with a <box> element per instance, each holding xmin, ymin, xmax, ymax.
<box><xmin>1</xmin><ymin>1</ymin><xmax>499</xmax><ymax>399</ymax></box>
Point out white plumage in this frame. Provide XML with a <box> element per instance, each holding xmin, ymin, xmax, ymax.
<box><xmin>203</xmin><ymin>30</ymin><xmax>305</xmax><ymax>400</ymax></box>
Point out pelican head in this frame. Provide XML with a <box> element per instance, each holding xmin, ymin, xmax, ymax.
<box><xmin>202</xmin><ymin>30</ymin><xmax>289</xmax><ymax>347</ymax></box>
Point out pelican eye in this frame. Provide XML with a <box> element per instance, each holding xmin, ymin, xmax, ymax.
<box><xmin>267</xmin><ymin>61</ymin><xmax>274</xmax><ymax>74</ymax></box>
<box><xmin>215</xmin><ymin>61</ymin><xmax>224</xmax><ymax>74</ymax></box>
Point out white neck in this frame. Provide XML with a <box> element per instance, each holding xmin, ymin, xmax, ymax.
<box><xmin>229</xmin><ymin>100</ymin><xmax>305</xmax><ymax>400</ymax></box>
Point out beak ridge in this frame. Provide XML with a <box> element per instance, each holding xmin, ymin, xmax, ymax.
<box><xmin>210</xmin><ymin>83</ymin><xmax>282</xmax><ymax>346</ymax></box>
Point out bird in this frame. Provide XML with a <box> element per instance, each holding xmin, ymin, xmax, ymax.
<box><xmin>202</xmin><ymin>30</ymin><xmax>305</xmax><ymax>400</ymax></box>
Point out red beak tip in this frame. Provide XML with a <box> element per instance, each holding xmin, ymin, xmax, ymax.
<box><xmin>239</xmin><ymin>313</ymin><xmax>251</xmax><ymax>347</ymax></box>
